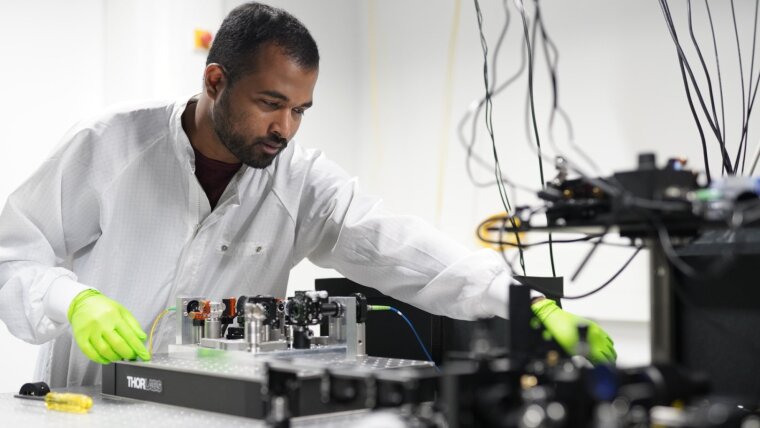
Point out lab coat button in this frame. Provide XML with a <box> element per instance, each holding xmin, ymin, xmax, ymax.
<box><xmin>221</xmin><ymin>245</ymin><xmax>229</xmax><ymax>252</ymax></box>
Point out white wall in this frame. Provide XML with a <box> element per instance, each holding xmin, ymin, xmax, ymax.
<box><xmin>0</xmin><ymin>0</ymin><xmax>105</xmax><ymax>394</ymax></box>
<box><xmin>1</xmin><ymin>0</ymin><xmax>753</xmax><ymax>392</ymax></box>
<box><xmin>102</xmin><ymin>0</ymin><xmax>225</xmax><ymax>104</ymax></box>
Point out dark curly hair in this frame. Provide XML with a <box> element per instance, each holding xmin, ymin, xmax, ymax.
<box><xmin>207</xmin><ymin>2</ymin><xmax>319</xmax><ymax>85</ymax></box>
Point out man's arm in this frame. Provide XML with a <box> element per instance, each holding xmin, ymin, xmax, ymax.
<box><xmin>291</xmin><ymin>150</ymin><xmax>510</xmax><ymax>320</ymax></box>
<box><xmin>0</xmin><ymin>129</ymin><xmax>102</xmax><ymax>344</ymax></box>
<box><xmin>0</xmin><ymin>125</ymin><xmax>151</xmax><ymax>365</ymax></box>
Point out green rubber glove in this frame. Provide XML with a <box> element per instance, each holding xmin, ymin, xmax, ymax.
<box><xmin>67</xmin><ymin>289</ymin><xmax>151</xmax><ymax>364</ymax></box>
<box><xmin>531</xmin><ymin>298</ymin><xmax>617</xmax><ymax>365</ymax></box>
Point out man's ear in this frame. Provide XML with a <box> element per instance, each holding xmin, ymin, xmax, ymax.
<box><xmin>203</xmin><ymin>64</ymin><xmax>227</xmax><ymax>100</ymax></box>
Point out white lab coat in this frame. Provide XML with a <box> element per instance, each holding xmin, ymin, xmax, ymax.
<box><xmin>0</xmin><ymin>98</ymin><xmax>511</xmax><ymax>387</ymax></box>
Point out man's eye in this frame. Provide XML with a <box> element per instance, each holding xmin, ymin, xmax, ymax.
<box><xmin>294</xmin><ymin>108</ymin><xmax>306</xmax><ymax>117</ymax></box>
<box><xmin>262</xmin><ymin>100</ymin><xmax>280</xmax><ymax>109</ymax></box>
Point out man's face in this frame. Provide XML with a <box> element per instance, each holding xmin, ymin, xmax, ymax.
<box><xmin>212</xmin><ymin>44</ymin><xmax>318</xmax><ymax>168</ymax></box>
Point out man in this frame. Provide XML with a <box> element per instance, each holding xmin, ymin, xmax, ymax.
<box><xmin>0</xmin><ymin>2</ymin><xmax>615</xmax><ymax>387</ymax></box>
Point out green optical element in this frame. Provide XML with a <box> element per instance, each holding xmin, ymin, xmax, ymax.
<box><xmin>693</xmin><ymin>188</ymin><xmax>721</xmax><ymax>201</ymax></box>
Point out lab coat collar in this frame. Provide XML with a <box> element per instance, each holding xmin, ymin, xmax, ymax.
<box><xmin>169</xmin><ymin>95</ymin><xmax>196</xmax><ymax>168</ymax></box>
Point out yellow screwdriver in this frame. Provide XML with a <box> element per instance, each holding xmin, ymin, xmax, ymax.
<box><xmin>14</xmin><ymin>392</ymin><xmax>94</xmax><ymax>413</ymax></box>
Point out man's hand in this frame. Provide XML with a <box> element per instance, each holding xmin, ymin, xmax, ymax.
<box><xmin>68</xmin><ymin>290</ymin><xmax>150</xmax><ymax>364</ymax></box>
<box><xmin>530</xmin><ymin>298</ymin><xmax>617</xmax><ymax>364</ymax></box>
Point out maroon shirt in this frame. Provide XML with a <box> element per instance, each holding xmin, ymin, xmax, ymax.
<box><xmin>192</xmin><ymin>146</ymin><xmax>242</xmax><ymax>209</ymax></box>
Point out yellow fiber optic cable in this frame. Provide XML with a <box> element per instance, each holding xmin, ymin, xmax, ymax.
<box><xmin>148</xmin><ymin>307</ymin><xmax>175</xmax><ymax>354</ymax></box>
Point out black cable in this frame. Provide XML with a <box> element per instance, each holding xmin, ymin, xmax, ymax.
<box><xmin>661</xmin><ymin>0</ymin><xmax>732</xmax><ymax>172</ymax></box>
<box><xmin>704</xmin><ymin>1</ymin><xmax>727</xmax><ymax>169</ymax></box>
<box><xmin>521</xmin><ymin>239</ymin><xmax>635</xmax><ymax>249</ymax></box>
<box><xmin>519</xmin><ymin>2</ymin><xmax>547</xmax><ymax>190</ymax></box>
<box><xmin>537</xmin><ymin>3</ymin><xmax>558</xmax><ymax>114</ymax></box>
<box><xmin>532</xmin><ymin>1</ymin><xmax>565</xmax><ymax>279</ymax></box>
<box><xmin>517</xmin><ymin>0</ymin><xmax>557</xmax><ymax>277</ymax></box>
<box><xmin>519</xmin><ymin>5</ymin><xmax>604</xmax><ymax>185</ymax></box>
<box><xmin>477</xmin><ymin>211</ymin><xmax>604</xmax><ymax>248</ymax></box>
<box><xmin>482</xmin><ymin>4</ymin><xmax>527</xmax><ymax>271</ymax></box>
<box><xmin>500</xmin><ymin>1</ymin><xmax>741</xmax><ymax>212</ymax></box>
<box><xmin>498</xmin><ymin>215</ymin><xmax>517</xmax><ymax>273</ymax></box>
<box><xmin>460</xmin><ymin>0</ymin><xmax>532</xmax><ymax>193</ymax></box>
<box><xmin>564</xmin><ymin>246</ymin><xmax>643</xmax><ymax>299</ymax></box>
<box><xmin>491</xmin><ymin>0</ymin><xmax>511</xmax><ymax>94</ymax></box>
<box><xmin>686</xmin><ymin>0</ymin><xmax>720</xmax><ymax>182</ymax></box>
<box><xmin>749</xmin><ymin>65</ymin><xmax>760</xmax><ymax>116</ymax></box>
<box><xmin>654</xmin><ymin>223</ymin><xmax>696</xmax><ymax>278</ymax></box>
<box><xmin>477</xmin><ymin>217</ymin><xmax>635</xmax><ymax>248</ymax></box>
<box><xmin>659</xmin><ymin>0</ymin><xmax>734</xmax><ymax>173</ymax></box>
<box><xmin>522</xmin><ymin>17</ymin><xmax>538</xmax><ymax>161</ymax></box>
<box><xmin>735</xmin><ymin>49</ymin><xmax>760</xmax><ymax>175</ymax></box>
<box><xmin>652</xmin><ymin>196</ymin><xmax>760</xmax><ymax>284</ymax></box>
<box><xmin>518</xmin><ymin>210</ymin><xmax>744</xmax><ymax>305</ymax></box>
<box><xmin>687</xmin><ymin>0</ymin><xmax>721</xmax><ymax>138</ymax></box>
<box><xmin>489</xmin><ymin>2</ymin><xmax>522</xmax><ymax>212</ymax></box>
<box><xmin>474</xmin><ymin>0</ymin><xmax>527</xmax><ymax>274</ymax></box>
<box><xmin>661</xmin><ymin>0</ymin><xmax>724</xmax><ymax>146</ymax></box>
<box><xmin>465</xmin><ymin>1</ymin><xmax>712</xmax><ymax>253</ymax></box>
<box><xmin>461</xmin><ymin>2</ymin><xmax>627</xmax><ymax>208</ymax></box>
<box><xmin>480</xmin><ymin>234</ymin><xmax>633</xmax><ymax>248</ymax></box>
<box><xmin>536</xmin><ymin>6</ymin><xmax>600</xmax><ymax>175</ymax></box>
<box><xmin>528</xmin><ymin>203</ymin><xmax>748</xmax><ymax>304</ymax></box>
<box><xmin>570</xmin><ymin>223</ymin><xmax>612</xmax><ymax>282</ymax></box>
<box><xmin>678</xmin><ymin>51</ymin><xmax>713</xmax><ymax>183</ymax></box>
<box><xmin>499</xmin><ymin>243</ymin><xmax>523</xmax><ymax>278</ymax></box>
<box><xmin>524</xmin><ymin>246</ymin><xmax>643</xmax><ymax>300</ymax></box>
<box><xmin>479</xmin><ymin>230</ymin><xmax>602</xmax><ymax>247</ymax></box>
<box><xmin>741</xmin><ymin>0</ymin><xmax>760</xmax><ymax>174</ymax></box>
<box><xmin>674</xmin><ymin>0</ymin><xmax>733</xmax><ymax>173</ymax></box>
<box><xmin>730</xmin><ymin>0</ymin><xmax>749</xmax><ymax>172</ymax></box>
<box><xmin>648</xmin><ymin>212</ymin><xmax>738</xmax><ymax>280</ymax></box>
<box><xmin>466</xmin><ymin>1</ymin><xmax>746</xmax><ymax>221</ymax></box>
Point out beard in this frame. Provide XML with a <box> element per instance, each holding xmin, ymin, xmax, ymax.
<box><xmin>212</xmin><ymin>91</ymin><xmax>288</xmax><ymax>169</ymax></box>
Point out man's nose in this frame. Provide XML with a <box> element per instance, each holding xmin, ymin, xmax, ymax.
<box><xmin>269</xmin><ymin>110</ymin><xmax>292</xmax><ymax>140</ymax></box>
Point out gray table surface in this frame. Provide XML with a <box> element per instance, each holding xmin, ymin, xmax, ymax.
<box><xmin>0</xmin><ymin>385</ymin><xmax>399</xmax><ymax>427</ymax></box>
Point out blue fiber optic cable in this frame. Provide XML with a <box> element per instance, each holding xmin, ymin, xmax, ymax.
<box><xmin>368</xmin><ymin>305</ymin><xmax>439</xmax><ymax>372</ymax></box>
